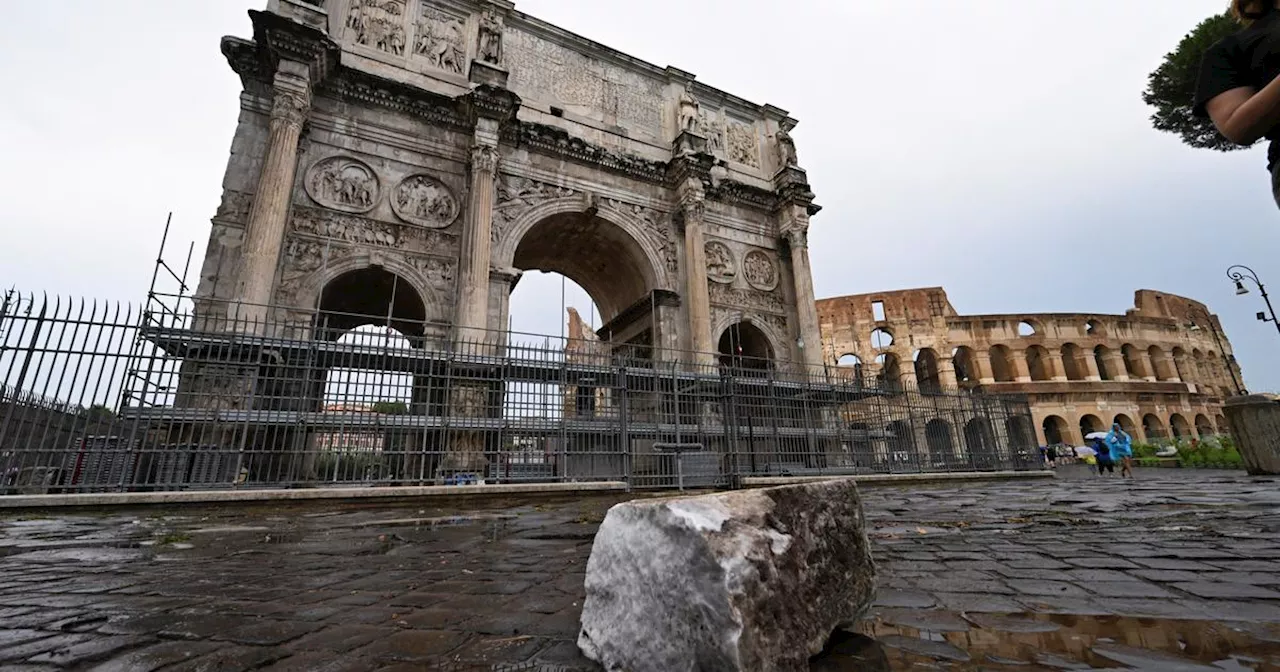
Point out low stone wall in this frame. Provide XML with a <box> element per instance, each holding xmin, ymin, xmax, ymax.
<box><xmin>1224</xmin><ymin>394</ymin><xmax>1280</xmax><ymax>475</ymax></box>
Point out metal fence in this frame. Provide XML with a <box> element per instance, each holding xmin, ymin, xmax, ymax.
<box><xmin>0</xmin><ymin>291</ymin><xmax>1041</xmax><ymax>494</ymax></box>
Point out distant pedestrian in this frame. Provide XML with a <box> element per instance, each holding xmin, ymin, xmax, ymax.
<box><xmin>1093</xmin><ymin>437</ymin><xmax>1114</xmax><ymax>477</ymax></box>
<box><xmin>1107</xmin><ymin>424</ymin><xmax>1134</xmax><ymax>479</ymax></box>
<box><xmin>1045</xmin><ymin>445</ymin><xmax>1058</xmax><ymax>468</ymax></box>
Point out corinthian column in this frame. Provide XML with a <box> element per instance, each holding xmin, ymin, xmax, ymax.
<box><xmin>782</xmin><ymin>225</ymin><xmax>824</xmax><ymax>371</ymax></box>
<box><xmin>455</xmin><ymin>137</ymin><xmax>499</xmax><ymax>345</ymax></box>
<box><xmin>233</xmin><ymin>60</ymin><xmax>311</xmax><ymax>330</ymax></box>
<box><xmin>677</xmin><ymin>178</ymin><xmax>714</xmax><ymax>364</ymax></box>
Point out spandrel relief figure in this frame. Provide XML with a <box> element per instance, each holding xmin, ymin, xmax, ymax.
<box><xmin>698</xmin><ymin>110</ymin><xmax>723</xmax><ymax>154</ymax></box>
<box><xmin>705</xmin><ymin>241</ymin><xmax>736</xmax><ymax>284</ymax></box>
<box><xmin>478</xmin><ymin>7</ymin><xmax>503</xmax><ymax>65</ymax></box>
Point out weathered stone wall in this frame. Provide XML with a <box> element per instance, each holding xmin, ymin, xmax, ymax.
<box><xmin>818</xmin><ymin>288</ymin><xmax>1241</xmax><ymax>446</ymax></box>
<box><xmin>1224</xmin><ymin>394</ymin><xmax>1280</xmax><ymax>475</ymax></box>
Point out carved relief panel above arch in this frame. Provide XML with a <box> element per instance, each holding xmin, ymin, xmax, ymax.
<box><xmin>705</xmin><ymin>240</ymin><xmax>736</xmax><ymax>284</ymax></box>
<box><xmin>305</xmin><ymin>156</ymin><xmax>381</xmax><ymax>213</ymax></box>
<box><xmin>391</xmin><ymin>174</ymin><xmax>459</xmax><ymax>228</ymax></box>
<box><xmin>742</xmin><ymin>249</ymin><xmax>779</xmax><ymax>292</ymax></box>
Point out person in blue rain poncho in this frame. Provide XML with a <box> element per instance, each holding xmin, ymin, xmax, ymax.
<box><xmin>1106</xmin><ymin>424</ymin><xmax>1134</xmax><ymax>479</ymax></box>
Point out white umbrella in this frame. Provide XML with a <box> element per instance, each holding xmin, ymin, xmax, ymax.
<box><xmin>1085</xmin><ymin>432</ymin><xmax>1110</xmax><ymax>440</ymax></box>
<box><xmin>1074</xmin><ymin>445</ymin><xmax>1097</xmax><ymax>458</ymax></box>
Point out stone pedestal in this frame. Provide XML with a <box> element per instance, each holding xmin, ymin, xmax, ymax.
<box><xmin>1225</xmin><ymin>394</ymin><xmax>1280</xmax><ymax>475</ymax></box>
<box><xmin>440</xmin><ymin>385</ymin><xmax>490</xmax><ymax>479</ymax></box>
<box><xmin>578</xmin><ymin>480</ymin><xmax>876</xmax><ymax>671</ymax></box>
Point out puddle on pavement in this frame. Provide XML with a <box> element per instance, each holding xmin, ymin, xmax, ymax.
<box><xmin>808</xmin><ymin>613</ymin><xmax>1280</xmax><ymax>670</ymax></box>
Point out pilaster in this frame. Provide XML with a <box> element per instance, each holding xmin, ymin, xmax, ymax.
<box><xmin>676</xmin><ymin>177</ymin><xmax>715</xmax><ymax>364</ymax></box>
<box><xmin>774</xmin><ymin>165</ymin><xmax>822</xmax><ymax>371</ymax></box>
<box><xmin>1010</xmin><ymin>350</ymin><xmax>1032</xmax><ymax>383</ymax></box>
<box><xmin>1047</xmin><ymin>350</ymin><xmax>1068</xmax><ymax>382</ymax></box>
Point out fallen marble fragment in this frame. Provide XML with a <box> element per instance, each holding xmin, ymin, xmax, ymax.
<box><xmin>578</xmin><ymin>480</ymin><xmax>876</xmax><ymax>672</ymax></box>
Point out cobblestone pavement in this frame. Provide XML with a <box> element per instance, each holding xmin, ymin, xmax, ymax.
<box><xmin>1</xmin><ymin>468</ymin><xmax>1280</xmax><ymax>670</ymax></box>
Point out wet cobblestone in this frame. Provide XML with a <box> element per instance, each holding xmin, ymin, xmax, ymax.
<box><xmin>0</xmin><ymin>468</ymin><xmax>1277</xmax><ymax>669</ymax></box>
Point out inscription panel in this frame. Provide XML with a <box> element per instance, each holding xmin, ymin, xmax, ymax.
<box><xmin>505</xmin><ymin>26</ymin><xmax>663</xmax><ymax>136</ymax></box>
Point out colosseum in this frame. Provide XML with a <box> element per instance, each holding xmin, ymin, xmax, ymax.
<box><xmin>817</xmin><ymin>288</ymin><xmax>1246</xmax><ymax>448</ymax></box>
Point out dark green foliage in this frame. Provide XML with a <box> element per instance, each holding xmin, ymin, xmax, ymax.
<box><xmin>371</xmin><ymin>400</ymin><xmax>409</xmax><ymax>415</ymax></box>
<box><xmin>1143</xmin><ymin>12</ymin><xmax>1252</xmax><ymax>151</ymax></box>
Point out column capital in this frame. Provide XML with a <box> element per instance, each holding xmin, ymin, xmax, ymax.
<box><xmin>270</xmin><ymin>89</ymin><xmax>311</xmax><ymax>131</ymax></box>
<box><xmin>471</xmin><ymin>144</ymin><xmax>500</xmax><ymax>174</ymax></box>
<box><xmin>675</xmin><ymin>176</ymin><xmax>706</xmax><ymax>227</ymax></box>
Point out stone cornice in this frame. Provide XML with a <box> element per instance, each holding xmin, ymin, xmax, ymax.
<box><xmin>319</xmin><ymin>71</ymin><xmax>471</xmax><ymax>131</ymax></box>
<box><xmin>249</xmin><ymin>10</ymin><xmax>341</xmax><ymax>83</ymax></box>
<box><xmin>512</xmin><ymin>122</ymin><xmax>670</xmax><ymax>185</ymax></box>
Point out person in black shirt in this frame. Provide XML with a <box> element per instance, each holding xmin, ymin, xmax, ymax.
<box><xmin>1194</xmin><ymin>0</ymin><xmax>1280</xmax><ymax>208</ymax></box>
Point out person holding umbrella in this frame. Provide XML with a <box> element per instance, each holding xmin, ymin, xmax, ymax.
<box><xmin>1084</xmin><ymin>432</ymin><xmax>1113</xmax><ymax>477</ymax></box>
<box><xmin>1106</xmin><ymin>424</ymin><xmax>1134</xmax><ymax>479</ymax></box>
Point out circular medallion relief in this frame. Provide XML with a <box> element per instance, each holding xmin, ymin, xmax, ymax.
<box><xmin>742</xmin><ymin>250</ymin><xmax>779</xmax><ymax>291</ymax></box>
<box><xmin>391</xmin><ymin>174</ymin><xmax>460</xmax><ymax>228</ymax></box>
<box><xmin>305</xmin><ymin>156</ymin><xmax>380</xmax><ymax>214</ymax></box>
<box><xmin>705</xmin><ymin>240</ymin><xmax>736</xmax><ymax>284</ymax></box>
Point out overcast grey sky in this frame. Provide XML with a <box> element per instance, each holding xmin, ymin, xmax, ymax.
<box><xmin>1</xmin><ymin>1</ymin><xmax>1277</xmax><ymax>389</ymax></box>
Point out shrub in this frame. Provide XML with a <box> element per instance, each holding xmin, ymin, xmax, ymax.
<box><xmin>1133</xmin><ymin>442</ymin><xmax>1159</xmax><ymax>458</ymax></box>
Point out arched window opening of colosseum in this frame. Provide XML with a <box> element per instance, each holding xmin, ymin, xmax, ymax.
<box><xmin>952</xmin><ymin>346</ymin><xmax>978</xmax><ymax>385</ymax></box>
<box><xmin>885</xmin><ymin>420</ymin><xmax>918</xmax><ymax>466</ymax></box>
<box><xmin>1206</xmin><ymin>351</ymin><xmax>1223</xmax><ymax>383</ymax></box>
<box><xmin>1192</xmin><ymin>349</ymin><xmax>1206</xmax><ymax>381</ymax></box>
<box><xmin>1147</xmin><ymin>345</ymin><xmax>1174</xmax><ymax>381</ymax></box>
<box><xmin>1060</xmin><ymin>343</ymin><xmax>1086</xmax><ymax>381</ymax></box>
<box><xmin>1085</xmin><ymin>319</ymin><xmax>1103</xmax><ymax>337</ymax></box>
<box><xmin>913</xmin><ymin>349</ymin><xmax>942</xmax><ymax>394</ymax></box>
<box><xmin>314</xmin><ymin>268</ymin><xmax>431</xmax><ymax>483</ymax></box>
<box><xmin>875</xmin><ymin>353</ymin><xmax>902</xmax><ymax>390</ymax></box>
<box><xmin>1195</xmin><ymin>414</ymin><xmax>1214</xmax><ymax>437</ymax></box>
<box><xmin>1006</xmin><ymin>416</ymin><xmax>1035</xmax><ymax>454</ymax></box>
<box><xmin>1018</xmin><ymin>320</ymin><xmax>1040</xmax><ymax>337</ymax></box>
<box><xmin>925</xmin><ymin>419</ymin><xmax>955</xmax><ymax>467</ymax></box>
<box><xmin>1025</xmin><ymin>345</ymin><xmax>1053</xmax><ymax>382</ymax></box>
<box><xmin>1143</xmin><ymin>414</ymin><xmax>1167</xmax><ymax>440</ymax></box>
<box><xmin>837</xmin><ymin>353</ymin><xmax>864</xmax><ymax>383</ymax></box>
<box><xmin>1215</xmin><ymin>414</ymin><xmax>1227</xmax><ymax>434</ymax></box>
<box><xmin>1171</xmin><ymin>346</ymin><xmax>1188</xmax><ymax>381</ymax></box>
<box><xmin>1079</xmin><ymin>414</ymin><xmax>1104</xmax><ymax>440</ymax></box>
<box><xmin>1093</xmin><ymin>345</ymin><xmax>1116</xmax><ymax>381</ymax></box>
<box><xmin>718</xmin><ymin>322</ymin><xmax>773</xmax><ymax>374</ymax></box>
<box><xmin>989</xmin><ymin>345</ymin><xmax>1015</xmax><ymax>382</ymax></box>
<box><xmin>1042</xmin><ymin>415</ymin><xmax>1070</xmax><ymax>446</ymax></box>
<box><xmin>1170</xmin><ymin>414</ymin><xmax>1192</xmax><ymax>439</ymax></box>
<box><xmin>1121</xmin><ymin>344</ymin><xmax>1147</xmax><ymax>379</ymax></box>
<box><xmin>964</xmin><ymin>418</ymin><xmax>997</xmax><ymax>466</ymax></box>
<box><xmin>1113</xmin><ymin>413</ymin><xmax>1138</xmax><ymax>437</ymax></box>
<box><xmin>870</xmin><ymin>327</ymin><xmax>894</xmax><ymax>350</ymax></box>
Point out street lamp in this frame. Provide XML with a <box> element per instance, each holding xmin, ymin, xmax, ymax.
<box><xmin>1227</xmin><ymin>264</ymin><xmax>1280</xmax><ymax>338</ymax></box>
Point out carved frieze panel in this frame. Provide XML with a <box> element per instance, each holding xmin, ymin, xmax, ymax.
<box><xmin>704</xmin><ymin>240</ymin><xmax>736</xmax><ymax>284</ymax></box>
<box><xmin>726</xmin><ymin>121</ymin><xmax>760</xmax><ymax>168</ymax></box>
<box><xmin>742</xmin><ymin>250</ymin><xmax>779</xmax><ymax>291</ymax></box>
<box><xmin>408</xmin><ymin>255</ymin><xmax>456</xmax><ymax>291</ymax></box>
<box><xmin>305</xmin><ymin>156</ymin><xmax>381</xmax><ymax>213</ymax></box>
<box><xmin>708</xmin><ymin>283</ymin><xmax>786</xmax><ymax>315</ymax></box>
<box><xmin>391</xmin><ymin>174</ymin><xmax>459</xmax><ymax>228</ymax></box>
<box><xmin>291</xmin><ymin>206</ymin><xmax>456</xmax><ymax>254</ymax></box>
<box><xmin>347</xmin><ymin>0</ymin><xmax>408</xmax><ymax>56</ymax></box>
<box><xmin>504</xmin><ymin>28</ymin><xmax>662</xmax><ymax>135</ymax></box>
<box><xmin>413</xmin><ymin>3</ymin><xmax>466</xmax><ymax>74</ymax></box>
<box><xmin>697</xmin><ymin>109</ymin><xmax>725</xmax><ymax>156</ymax></box>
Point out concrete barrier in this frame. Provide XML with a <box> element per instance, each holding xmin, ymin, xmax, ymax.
<box><xmin>1225</xmin><ymin>394</ymin><xmax>1280</xmax><ymax>475</ymax></box>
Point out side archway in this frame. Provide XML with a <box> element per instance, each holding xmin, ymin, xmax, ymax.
<box><xmin>1143</xmin><ymin>414</ymin><xmax>1167</xmax><ymax>440</ymax></box>
<box><xmin>1113</xmin><ymin>413</ymin><xmax>1138</xmax><ymax>438</ymax></box>
<box><xmin>1170</xmin><ymin>413</ymin><xmax>1192</xmax><ymax>439</ymax></box>
<box><xmin>925</xmin><ymin>419</ymin><xmax>955</xmax><ymax>466</ymax></box>
<box><xmin>1194</xmin><ymin>414</ymin><xmax>1214</xmax><ymax>437</ymax></box>
<box><xmin>1078</xmin><ymin>414</ymin><xmax>1104</xmax><ymax>440</ymax></box>
<box><xmin>989</xmin><ymin>345</ymin><xmax>1015</xmax><ymax>382</ymax></box>
<box><xmin>1041</xmin><ymin>415</ymin><xmax>1071</xmax><ymax>446</ymax></box>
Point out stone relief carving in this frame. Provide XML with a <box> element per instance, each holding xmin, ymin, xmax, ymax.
<box><xmin>477</xmin><ymin>7</ymin><xmax>503</xmax><ymax>65</ymax></box>
<box><xmin>291</xmin><ymin>206</ymin><xmax>456</xmax><ymax>254</ymax></box>
<box><xmin>409</xmin><ymin>255</ymin><xmax>456</xmax><ymax>290</ymax></box>
<box><xmin>775</xmin><ymin>127</ymin><xmax>798</xmax><ymax>168</ymax></box>
<box><xmin>600</xmin><ymin>198</ymin><xmax>678</xmax><ymax>278</ymax></box>
<box><xmin>709</xmin><ymin>283</ymin><xmax>785</xmax><ymax>314</ymax></box>
<box><xmin>492</xmin><ymin>175</ymin><xmax>578</xmax><ymax>244</ymax></box>
<box><xmin>214</xmin><ymin>190</ymin><xmax>254</xmax><ymax>224</ymax></box>
<box><xmin>704</xmin><ymin>240</ymin><xmax>736</xmax><ymax>284</ymax></box>
<box><xmin>348</xmin><ymin>0</ymin><xmax>407</xmax><ymax>56</ymax></box>
<box><xmin>271</xmin><ymin>91</ymin><xmax>310</xmax><ymax>129</ymax></box>
<box><xmin>391</xmin><ymin>174</ymin><xmax>459</xmax><ymax>229</ymax></box>
<box><xmin>726</xmin><ymin>122</ymin><xmax>760</xmax><ymax>168</ymax></box>
<box><xmin>414</xmin><ymin>4</ymin><xmax>466</xmax><ymax>74</ymax></box>
<box><xmin>305</xmin><ymin>156</ymin><xmax>380</xmax><ymax>214</ymax></box>
<box><xmin>698</xmin><ymin>110</ymin><xmax>724</xmax><ymax>154</ymax></box>
<box><xmin>678</xmin><ymin>85</ymin><xmax>699</xmax><ymax>134</ymax></box>
<box><xmin>742</xmin><ymin>250</ymin><xmax>779</xmax><ymax>291</ymax></box>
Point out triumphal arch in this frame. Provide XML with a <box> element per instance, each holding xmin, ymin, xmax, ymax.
<box><xmin>174</xmin><ymin>0</ymin><xmax>836</xmax><ymax>484</ymax></box>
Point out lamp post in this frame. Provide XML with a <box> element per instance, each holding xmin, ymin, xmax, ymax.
<box><xmin>1227</xmin><ymin>264</ymin><xmax>1280</xmax><ymax>338</ymax></box>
